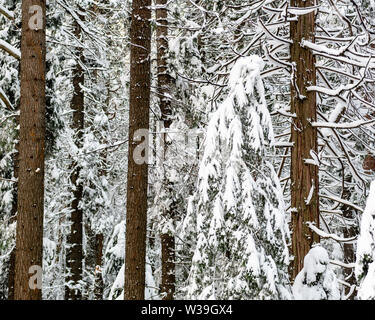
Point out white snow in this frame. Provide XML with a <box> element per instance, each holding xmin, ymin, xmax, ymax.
<box><xmin>293</xmin><ymin>246</ymin><xmax>340</xmax><ymax>300</ymax></box>
<box><xmin>355</xmin><ymin>180</ymin><xmax>375</xmax><ymax>299</ymax></box>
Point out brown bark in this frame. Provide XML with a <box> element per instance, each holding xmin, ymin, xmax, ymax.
<box><xmin>14</xmin><ymin>0</ymin><xmax>46</xmax><ymax>300</ymax></box>
<box><xmin>65</xmin><ymin>17</ymin><xmax>85</xmax><ymax>300</ymax></box>
<box><xmin>342</xmin><ymin>176</ymin><xmax>357</xmax><ymax>299</ymax></box>
<box><xmin>7</xmin><ymin>248</ymin><xmax>15</xmax><ymax>300</ymax></box>
<box><xmin>156</xmin><ymin>0</ymin><xmax>175</xmax><ymax>300</ymax></box>
<box><xmin>8</xmin><ymin>117</ymin><xmax>19</xmax><ymax>300</ymax></box>
<box><xmin>94</xmin><ymin>233</ymin><xmax>104</xmax><ymax>300</ymax></box>
<box><xmin>289</xmin><ymin>0</ymin><xmax>320</xmax><ymax>281</ymax></box>
<box><xmin>124</xmin><ymin>0</ymin><xmax>151</xmax><ymax>300</ymax></box>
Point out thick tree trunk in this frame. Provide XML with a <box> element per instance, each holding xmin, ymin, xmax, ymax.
<box><xmin>156</xmin><ymin>0</ymin><xmax>175</xmax><ymax>300</ymax></box>
<box><xmin>289</xmin><ymin>0</ymin><xmax>319</xmax><ymax>281</ymax></box>
<box><xmin>65</xmin><ymin>17</ymin><xmax>84</xmax><ymax>300</ymax></box>
<box><xmin>124</xmin><ymin>0</ymin><xmax>151</xmax><ymax>300</ymax></box>
<box><xmin>14</xmin><ymin>0</ymin><xmax>46</xmax><ymax>300</ymax></box>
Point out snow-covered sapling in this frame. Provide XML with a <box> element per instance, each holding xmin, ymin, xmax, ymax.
<box><xmin>292</xmin><ymin>246</ymin><xmax>340</xmax><ymax>300</ymax></box>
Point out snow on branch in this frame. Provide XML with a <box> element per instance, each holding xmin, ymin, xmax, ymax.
<box><xmin>302</xmin><ymin>39</ymin><xmax>375</xmax><ymax>69</ymax></box>
<box><xmin>307</xmin><ymin>222</ymin><xmax>358</xmax><ymax>243</ymax></box>
<box><xmin>330</xmin><ymin>260</ymin><xmax>355</xmax><ymax>269</ymax></box>
<box><xmin>312</xmin><ymin>118</ymin><xmax>375</xmax><ymax>129</ymax></box>
<box><xmin>0</xmin><ymin>86</ymin><xmax>13</xmax><ymax>110</ymax></box>
<box><xmin>258</xmin><ymin>19</ymin><xmax>292</xmax><ymax>46</ymax></box>
<box><xmin>0</xmin><ymin>39</ymin><xmax>21</xmax><ymax>60</ymax></box>
<box><xmin>308</xmin><ymin>58</ymin><xmax>370</xmax><ymax>96</ymax></box>
<box><xmin>288</xmin><ymin>5</ymin><xmax>320</xmax><ymax>16</ymax></box>
<box><xmin>264</xmin><ymin>45</ymin><xmax>292</xmax><ymax>71</ymax></box>
<box><xmin>319</xmin><ymin>194</ymin><xmax>363</xmax><ymax>212</ymax></box>
<box><xmin>0</xmin><ymin>5</ymin><xmax>14</xmax><ymax>20</ymax></box>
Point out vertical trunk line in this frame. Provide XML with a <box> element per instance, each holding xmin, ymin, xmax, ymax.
<box><xmin>289</xmin><ymin>0</ymin><xmax>320</xmax><ymax>281</ymax></box>
<box><xmin>124</xmin><ymin>0</ymin><xmax>151</xmax><ymax>300</ymax></box>
<box><xmin>14</xmin><ymin>0</ymin><xmax>46</xmax><ymax>300</ymax></box>
<box><xmin>156</xmin><ymin>0</ymin><xmax>175</xmax><ymax>300</ymax></box>
<box><xmin>65</xmin><ymin>15</ymin><xmax>85</xmax><ymax>300</ymax></box>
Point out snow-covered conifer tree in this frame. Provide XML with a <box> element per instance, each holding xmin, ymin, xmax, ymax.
<box><xmin>182</xmin><ymin>55</ymin><xmax>291</xmax><ymax>300</ymax></box>
<box><xmin>292</xmin><ymin>246</ymin><xmax>340</xmax><ymax>300</ymax></box>
<box><xmin>355</xmin><ymin>181</ymin><xmax>375</xmax><ymax>300</ymax></box>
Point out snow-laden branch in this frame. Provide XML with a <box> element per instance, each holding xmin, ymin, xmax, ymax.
<box><xmin>307</xmin><ymin>222</ymin><xmax>358</xmax><ymax>243</ymax></box>
<box><xmin>319</xmin><ymin>194</ymin><xmax>363</xmax><ymax>212</ymax></box>
<box><xmin>288</xmin><ymin>5</ymin><xmax>320</xmax><ymax>16</ymax></box>
<box><xmin>308</xmin><ymin>58</ymin><xmax>370</xmax><ymax>96</ymax></box>
<box><xmin>301</xmin><ymin>39</ymin><xmax>347</xmax><ymax>56</ymax></box>
<box><xmin>330</xmin><ymin>260</ymin><xmax>355</xmax><ymax>269</ymax></box>
<box><xmin>57</xmin><ymin>0</ymin><xmax>107</xmax><ymax>48</ymax></box>
<box><xmin>0</xmin><ymin>86</ymin><xmax>13</xmax><ymax>110</ymax></box>
<box><xmin>0</xmin><ymin>5</ymin><xmax>14</xmax><ymax>20</ymax></box>
<box><xmin>312</xmin><ymin>118</ymin><xmax>375</xmax><ymax>129</ymax></box>
<box><xmin>0</xmin><ymin>39</ymin><xmax>20</xmax><ymax>60</ymax></box>
<box><xmin>264</xmin><ymin>45</ymin><xmax>292</xmax><ymax>71</ymax></box>
<box><xmin>258</xmin><ymin>19</ymin><xmax>292</xmax><ymax>46</ymax></box>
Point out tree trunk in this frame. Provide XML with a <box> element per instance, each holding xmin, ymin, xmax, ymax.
<box><xmin>124</xmin><ymin>0</ymin><xmax>151</xmax><ymax>300</ymax></box>
<box><xmin>65</xmin><ymin>17</ymin><xmax>84</xmax><ymax>300</ymax></box>
<box><xmin>7</xmin><ymin>247</ymin><xmax>16</xmax><ymax>300</ymax></box>
<box><xmin>156</xmin><ymin>0</ymin><xmax>175</xmax><ymax>300</ymax></box>
<box><xmin>342</xmin><ymin>175</ymin><xmax>357</xmax><ymax>299</ymax></box>
<box><xmin>14</xmin><ymin>0</ymin><xmax>46</xmax><ymax>300</ymax></box>
<box><xmin>289</xmin><ymin>0</ymin><xmax>320</xmax><ymax>281</ymax></box>
<box><xmin>94</xmin><ymin>233</ymin><xmax>104</xmax><ymax>300</ymax></box>
<box><xmin>8</xmin><ymin>117</ymin><xmax>19</xmax><ymax>300</ymax></box>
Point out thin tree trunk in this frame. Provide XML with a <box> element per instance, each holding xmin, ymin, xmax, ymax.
<box><xmin>124</xmin><ymin>0</ymin><xmax>151</xmax><ymax>300</ymax></box>
<box><xmin>8</xmin><ymin>118</ymin><xmax>19</xmax><ymax>300</ymax></box>
<box><xmin>14</xmin><ymin>0</ymin><xmax>46</xmax><ymax>300</ymax></box>
<box><xmin>65</xmin><ymin>17</ymin><xmax>84</xmax><ymax>300</ymax></box>
<box><xmin>94</xmin><ymin>233</ymin><xmax>104</xmax><ymax>300</ymax></box>
<box><xmin>156</xmin><ymin>0</ymin><xmax>175</xmax><ymax>300</ymax></box>
<box><xmin>7</xmin><ymin>247</ymin><xmax>16</xmax><ymax>300</ymax></box>
<box><xmin>289</xmin><ymin>0</ymin><xmax>319</xmax><ymax>281</ymax></box>
<box><xmin>342</xmin><ymin>175</ymin><xmax>357</xmax><ymax>299</ymax></box>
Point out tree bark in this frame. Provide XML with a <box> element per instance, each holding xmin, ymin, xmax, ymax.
<box><xmin>289</xmin><ymin>0</ymin><xmax>320</xmax><ymax>281</ymax></box>
<box><xmin>7</xmin><ymin>247</ymin><xmax>16</xmax><ymax>300</ymax></box>
<box><xmin>94</xmin><ymin>233</ymin><xmax>104</xmax><ymax>300</ymax></box>
<box><xmin>156</xmin><ymin>0</ymin><xmax>175</xmax><ymax>300</ymax></box>
<box><xmin>124</xmin><ymin>0</ymin><xmax>151</xmax><ymax>300</ymax></box>
<box><xmin>14</xmin><ymin>0</ymin><xmax>46</xmax><ymax>300</ymax></box>
<box><xmin>342</xmin><ymin>175</ymin><xmax>357</xmax><ymax>299</ymax></box>
<box><xmin>65</xmin><ymin>17</ymin><xmax>84</xmax><ymax>300</ymax></box>
<box><xmin>8</xmin><ymin>117</ymin><xmax>19</xmax><ymax>300</ymax></box>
